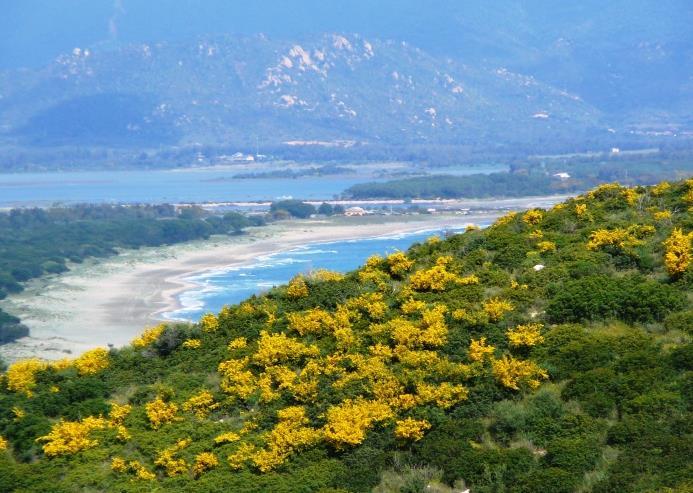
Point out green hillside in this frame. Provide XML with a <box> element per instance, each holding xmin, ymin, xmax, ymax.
<box><xmin>0</xmin><ymin>179</ymin><xmax>691</xmax><ymax>493</ymax></box>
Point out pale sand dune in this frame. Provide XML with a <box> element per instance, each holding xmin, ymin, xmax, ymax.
<box><xmin>0</xmin><ymin>212</ymin><xmax>514</xmax><ymax>363</ymax></box>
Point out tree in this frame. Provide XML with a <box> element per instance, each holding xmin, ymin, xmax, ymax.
<box><xmin>223</xmin><ymin>212</ymin><xmax>250</xmax><ymax>234</ymax></box>
<box><xmin>318</xmin><ymin>202</ymin><xmax>334</xmax><ymax>216</ymax></box>
<box><xmin>270</xmin><ymin>200</ymin><xmax>316</xmax><ymax>219</ymax></box>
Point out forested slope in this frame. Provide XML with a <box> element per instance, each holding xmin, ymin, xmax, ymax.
<box><xmin>0</xmin><ymin>205</ymin><xmax>257</xmax><ymax>344</ymax></box>
<box><xmin>0</xmin><ymin>180</ymin><xmax>691</xmax><ymax>492</ymax></box>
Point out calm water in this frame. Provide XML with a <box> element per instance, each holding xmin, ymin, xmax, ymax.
<box><xmin>0</xmin><ymin>169</ymin><xmax>367</xmax><ymax>207</ymax></box>
<box><xmin>0</xmin><ymin>165</ymin><xmax>506</xmax><ymax>207</ymax></box>
<box><xmin>164</xmin><ymin>224</ymin><xmax>488</xmax><ymax>321</ymax></box>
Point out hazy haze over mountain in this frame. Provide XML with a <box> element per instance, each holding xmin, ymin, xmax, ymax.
<box><xmin>0</xmin><ymin>1</ymin><xmax>691</xmax><ymax>163</ymax></box>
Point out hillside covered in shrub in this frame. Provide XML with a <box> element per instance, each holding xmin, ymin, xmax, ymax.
<box><xmin>0</xmin><ymin>179</ymin><xmax>691</xmax><ymax>493</ymax></box>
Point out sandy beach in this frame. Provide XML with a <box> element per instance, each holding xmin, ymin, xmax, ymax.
<box><xmin>0</xmin><ymin>212</ymin><xmax>516</xmax><ymax>363</ymax></box>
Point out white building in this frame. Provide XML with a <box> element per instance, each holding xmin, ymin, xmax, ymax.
<box><xmin>230</xmin><ymin>152</ymin><xmax>255</xmax><ymax>162</ymax></box>
<box><xmin>344</xmin><ymin>206</ymin><xmax>368</xmax><ymax>216</ymax></box>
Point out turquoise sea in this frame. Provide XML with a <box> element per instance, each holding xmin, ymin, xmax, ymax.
<box><xmin>164</xmin><ymin>224</ymin><xmax>489</xmax><ymax>321</ymax></box>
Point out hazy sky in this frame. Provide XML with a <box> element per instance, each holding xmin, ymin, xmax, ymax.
<box><xmin>1</xmin><ymin>0</ymin><xmax>690</xmax><ymax>69</ymax></box>
<box><xmin>1</xmin><ymin>0</ymin><xmax>436</xmax><ymax>68</ymax></box>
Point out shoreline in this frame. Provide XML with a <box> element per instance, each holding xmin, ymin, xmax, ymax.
<box><xmin>156</xmin><ymin>214</ymin><xmax>498</xmax><ymax>321</ymax></box>
<box><xmin>0</xmin><ymin>213</ymin><xmax>503</xmax><ymax>363</ymax></box>
<box><xmin>0</xmin><ymin>195</ymin><xmax>566</xmax><ymax>364</ymax></box>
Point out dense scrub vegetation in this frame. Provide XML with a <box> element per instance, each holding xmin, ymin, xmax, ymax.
<box><xmin>0</xmin><ymin>205</ymin><xmax>259</xmax><ymax>343</ymax></box>
<box><xmin>0</xmin><ymin>180</ymin><xmax>691</xmax><ymax>492</ymax></box>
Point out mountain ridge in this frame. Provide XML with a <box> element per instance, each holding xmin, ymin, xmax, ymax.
<box><xmin>0</xmin><ymin>33</ymin><xmax>608</xmax><ymax>151</ymax></box>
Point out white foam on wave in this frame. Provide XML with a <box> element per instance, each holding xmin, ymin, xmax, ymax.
<box><xmin>165</xmin><ymin>223</ymin><xmax>492</xmax><ymax>321</ymax></box>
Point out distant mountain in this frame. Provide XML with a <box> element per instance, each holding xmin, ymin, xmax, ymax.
<box><xmin>0</xmin><ymin>33</ymin><xmax>609</xmax><ymax>152</ymax></box>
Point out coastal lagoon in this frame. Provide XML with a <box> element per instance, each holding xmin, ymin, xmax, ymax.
<box><xmin>164</xmin><ymin>225</ymin><xmax>487</xmax><ymax>321</ymax></box>
<box><xmin>0</xmin><ymin>164</ymin><xmax>506</xmax><ymax>207</ymax></box>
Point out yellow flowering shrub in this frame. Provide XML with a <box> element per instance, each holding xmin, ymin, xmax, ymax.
<box><xmin>683</xmin><ymin>179</ymin><xmax>693</xmax><ymax>208</ymax></box>
<box><xmin>182</xmin><ymin>390</ymin><xmax>220</xmax><ymax>418</ymax></box>
<box><xmin>506</xmin><ymin>323</ymin><xmax>544</xmax><ymax>347</ymax></box>
<box><xmin>73</xmin><ymin>348</ymin><xmax>109</xmax><ymax>375</ymax></box>
<box><xmin>200</xmin><ymin>313</ymin><xmax>219</xmax><ymax>332</ymax></box>
<box><xmin>6</xmin><ymin>358</ymin><xmax>47</xmax><ymax>397</ymax></box>
<box><xmin>323</xmin><ymin>398</ymin><xmax>394</xmax><ymax>448</ymax></box>
<box><xmin>383</xmin><ymin>312</ymin><xmax>448</xmax><ymax>350</ymax></box>
<box><xmin>386</xmin><ymin>251</ymin><xmax>415</xmax><ymax>276</ymax></box>
<box><xmin>587</xmin><ymin>182</ymin><xmax>624</xmax><ymax>200</ymax></box>
<box><xmin>228</xmin><ymin>336</ymin><xmax>247</xmax><ymax>350</ymax></box>
<box><xmin>308</xmin><ymin>269</ymin><xmax>345</xmax><ymax>282</ymax></box>
<box><xmin>358</xmin><ymin>268</ymin><xmax>390</xmax><ymax>289</ymax></box>
<box><xmin>416</xmin><ymin>382</ymin><xmax>468</xmax><ymax>408</ymax></box>
<box><xmin>128</xmin><ymin>460</ymin><xmax>157</xmax><ymax>480</ymax></box>
<box><xmin>510</xmin><ymin>280</ymin><xmax>528</xmax><ymax>290</ymax></box>
<box><xmin>426</xmin><ymin>235</ymin><xmax>441</xmax><ymax>244</ymax></box>
<box><xmin>494</xmin><ymin>212</ymin><xmax>517</xmax><ymax>227</ymax></box>
<box><xmin>155</xmin><ymin>438</ymin><xmax>191</xmax><ymax>477</ymax></box>
<box><xmin>253</xmin><ymin>330</ymin><xmax>320</xmax><ymax>367</ymax></box>
<box><xmin>492</xmin><ymin>355</ymin><xmax>548</xmax><ymax>390</ymax></box>
<box><xmin>468</xmin><ymin>337</ymin><xmax>496</xmax><ymax>362</ymax></box>
<box><xmin>256</xmin><ymin>373</ymin><xmax>279</xmax><ymax>403</ymax></box>
<box><xmin>458</xmin><ymin>274</ymin><xmax>481</xmax><ymax>285</ymax></box>
<box><xmin>409</xmin><ymin>265</ymin><xmax>458</xmax><ymax>292</ymax></box>
<box><xmin>347</xmin><ymin>292</ymin><xmax>388</xmax><ymax>319</ymax></box>
<box><xmin>623</xmin><ymin>188</ymin><xmax>640</xmax><ymax>206</ymax></box>
<box><xmin>112</xmin><ymin>457</ymin><xmax>155</xmax><ymax>480</ymax></box>
<box><xmin>286</xmin><ymin>276</ymin><xmax>309</xmax><ymax>298</ymax></box>
<box><xmin>37</xmin><ymin>416</ymin><xmax>108</xmax><ymax>456</ymax></box>
<box><xmin>364</xmin><ymin>254</ymin><xmax>384</xmax><ymax>269</ymax></box>
<box><xmin>237</xmin><ymin>302</ymin><xmax>256</xmax><ymax>315</ymax></box>
<box><xmin>575</xmin><ymin>203</ymin><xmax>588</xmax><ymax>217</ymax></box>
<box><xmin>251</xmin><ymin>406</ymin><xmax>322</xmax><ymax>472</ymax></box>
<box><xmin>586</xmin><ymin>227</ymin><xmax>648</xmax><ymax>252</ymax></box>
<box><xmin>653</xmin><ymin>210</ymin><xmax>672</xmax><ymax>221</ymax></box>
<box><xmin>651</xmin><ymin>181</ymin><xmax>671</xmax><ymax>196</ymax></box>
<box><xmin>394</xmin><ymin>418</ymin><xmax>431</xmax><ymax>441</ymax></box>
<box><xmin>193</xmin><ymin>452</ymin><xmax>219</xmax><ymax>477</ymax></box>
<box><xmin>12</xmin><ymin>406</ymin><xmax>25</xmax><ymax>420</ymax></box>
<box><xmin>401</xmin><ymin>298</ymin><xmax>426</xmax><ymax>314</ymax></box>
<box><xmin>116</xmin><ymin>425</ymin><xmax>131</xmax><ymax>442</ymax></box>
<box><xmin>529</xmin><ymin>229</ymin><xmax>544</xmax><ymax>239</ymax></box>
<box><xmin>0</xmin><ymin>436</ymin><xmax>7</xmax><ymax>450</ymax></box>
<box><xmin>482</xmin><ymin>298</ymin><xmax>514</xmax><ymax>322</ymax></box>
<box><xmin>111</xmin><ymin>457</ymin><xmax>127</xmax><ymax>472</ymax></box>
<box><xmin>522</xmin><ymin>209</ymin><xmax>544</xmax><ymax>225</ymax></box>
<box><xmin>228</xmin><ymin>443</ymin><xmax>257</xmax><ymax>470</ymax></box>
<box><xmin>49</xmin><ymin>358</ymin><xmax>73</xmax><ymax>371</ymax></box>
<box><xmin>452</xmin><ymin>308</ymin><xmax>489</xmax><ymax>325</ymax></box>
<box><xmin>287</xmin><ymin>308</ymin><xmax>331</xmax><ymax>335</ymax></box>
<box><xmin>214</xmin><ymin>431</ymin><xmax>241</xmax><ymax>444</ymax></box>
<box><xmin>145</xmin><ymin>397</ymin><xmax>180</xmax><ymax>429</ymax></box>
<box><xmin>108</xmin><ymin>403</ymin><xmax>132</xmax><ymax>425</ymax></box>
<box><xmin>418</xmin><ymin>305</ymin><xmax>449</xmax><ymax>347</ymax></box>
<box><xmin>663</xmin><ymin>228</ymin><xmax>691</xmax><ymax>276</ymax></box>
<box><xmin>218</xmin><ymin>358</ymin><xmax>256</xmax><ymax>399</ymax></box>
<box><xmin>435</xmin><ymin>255</ymin><xmax>453</xmax><ymax>267</ymax></box>
<box><xmin>182</xmin><ymin>338</ymin><xmax>202</xmax><ymax>349</ymax></box>
<box><xmin>536</xmin><ymin>241</ymin><xmax>556</xmax><ymax>253</ymax></box>
<box><xmin>132</xmin><ymin>324</ymin><xmax>165</xmax><ymax>348</ymax></box>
